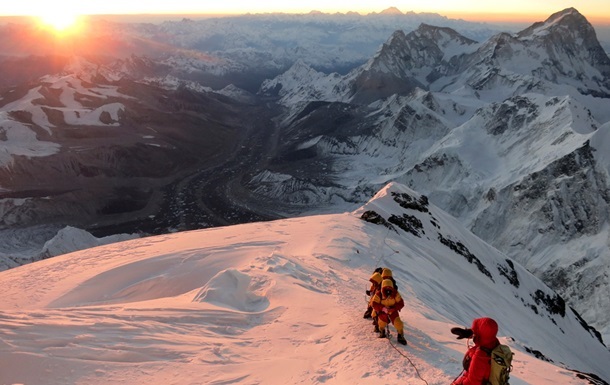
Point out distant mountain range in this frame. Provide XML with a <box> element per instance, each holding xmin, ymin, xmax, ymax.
<box><xmin>1</xmin><ymin>7</ymin><xmax>610</xmax><ymax>345</ymax></box>
<box><xmin>0</xmin><ymin>9</ymin><xmax>503</xmax><ymax>90</ymax></box>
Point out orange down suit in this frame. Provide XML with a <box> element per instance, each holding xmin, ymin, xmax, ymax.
<box><xmin>371</xmin><ymin>279</ymin><xmax>405</xmax><ymax>334</ymax></box>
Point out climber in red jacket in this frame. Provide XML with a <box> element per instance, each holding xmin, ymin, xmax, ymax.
<box><xmin>451</xmin><ymin>317</ymin><xmax>500</xmax><ymax>385</ymax></box>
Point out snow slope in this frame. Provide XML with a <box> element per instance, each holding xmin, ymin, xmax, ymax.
<box><xmin>0</xmin><ymin>182</ymin><xmax>607</xmax><ymax>385</ymax></box>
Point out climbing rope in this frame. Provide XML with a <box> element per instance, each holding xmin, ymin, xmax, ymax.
<box><xmin>385</xmin><ymin>336</ymin><xmax>430</xmax><ymax>385</ymax></box>
<box><xmin>377</xmin><ymin>227</ymin><xmax>400</xmax><ymax>267</ymax></box>
<box><xmin>362</xmin><ymin>227</ymin><xmax>399</xmax><ymax>303</ymax></box>
<box><xmin>376</xmin><ymin>229</ymin><xmax>429</xmax><ymax>385</ymax></box>
<box><xmin>382</xmin><ymin>226</ymin><xmax>400</xmax><ymax>255</ymax></box>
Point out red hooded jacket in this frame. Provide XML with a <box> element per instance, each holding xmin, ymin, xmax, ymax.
<box><xmin>452</xmin><ymin>317</ymin><xmax>500</xmax><ymax>385</ymax></box>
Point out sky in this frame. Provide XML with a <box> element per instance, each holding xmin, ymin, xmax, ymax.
<box><xmin>1</xmin><ymin>182</ymin><xmax>609</xmax><ymax>384</ymax></box>
<box><xmin>1</xmin><ymin>0</ymin><xmax>609</xmax><ymax>24</ymax></box>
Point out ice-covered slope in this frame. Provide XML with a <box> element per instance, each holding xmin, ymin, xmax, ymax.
<box><xmin>0</xmin><ymin>182</ymin><xmax>607</xmax><ymax>385</ymax></box>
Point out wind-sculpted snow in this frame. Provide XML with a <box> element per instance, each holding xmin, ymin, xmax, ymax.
<box><xmin>193</xmin><ymin>269</ymin><xmax>270</xmax><ymax>312</ymax></box>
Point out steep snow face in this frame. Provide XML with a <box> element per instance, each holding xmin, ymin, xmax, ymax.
<box><xmin>396</xmin><ymin>93</ymin><xmax>609</xmax><ymax>340</ymax></box>
<box><xmin>3</xmin><ymin>5</ymin><xmax>610</xmax><ymax>362</ymax></box>
<box><xmin>469</xmin><ymin>142</ymin><xmax>610</xmax><ymax>326</ymax></box>
<box><xmin>404</xmin><ymin>93</ymin><xmax>597</xmax><ymax>198</ymax></box>
<box><xmin>591</xmin><ymin>121</ymin><xmax>610</xmax><ymax>176</ymax></box>
<box><xmin>0</xmin><ymin>182</ymin><xmax>608</xmax><ymax>385</ymax></box>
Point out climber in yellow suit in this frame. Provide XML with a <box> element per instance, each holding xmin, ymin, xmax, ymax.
<box><xmin>371</xmin><ymin>278</ymin><xmax>407</xmax><ymax>345</ymax></box>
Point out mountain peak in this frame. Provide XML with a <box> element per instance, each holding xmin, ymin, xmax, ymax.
<box><xmin>414</xmin><ymin>23</ymin><xmax>478</xmax><ymax>46</ymax></box>
<box><xmin>516</xmin><ymin>7</ymin><xmax>610</xmax><ymax>79</ymax></box>
<box><xmin>388</xmin><ymin>29</ymin><xmax>408</xmax><ymax>42</ymax></box>
<box><xmin>518</xmin><ymin>7</ymin><xmax>592</xmax><ymax>38</ymax></box>
<box><xmin>379</xmin><ymin>7</ymin><xmax>403</xmax><ymax>15</ymax></box>
<box><xmin>547</xmin><ymin>7</ymin><xmax>582</xmax><ymax>21</ymax></box>
<box><xmin>542</xmin><ymin>7</ymin><xmax>592</xmax><ymax>31</ymax></box>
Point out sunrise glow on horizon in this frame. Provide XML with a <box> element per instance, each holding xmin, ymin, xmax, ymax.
<box><xmin>2</xmin><ymin>1</ymin><xmax>609</xmax><ymax>24</ymax></box>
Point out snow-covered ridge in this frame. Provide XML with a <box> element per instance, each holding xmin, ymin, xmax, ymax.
<box><xmin>0</xmin><ymin>225</ymin><xmax>137</xmax><ymax>271</ymax></box>
<box><xmin>40</xmin><ymin>226</ymin><xmax>138</xmax><ymax>259</ymax></box>
<box><xmin>0</xmin><ymin>181</ymin><xmax>608</xmax><ymax>384</ymax></box>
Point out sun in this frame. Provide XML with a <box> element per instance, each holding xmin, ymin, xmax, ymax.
<box><xmin>37</xmin><ymin>11</ymin><xmax>81</xmax><ymax>34</ymax></box>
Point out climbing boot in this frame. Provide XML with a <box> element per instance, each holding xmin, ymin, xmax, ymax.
<box><xmin>397</xmin><ymin>333</ymin><xmax>407</xmax><ymax>345</ymax></box>
<box><xmin>378</xmin><ymin>329</ymin><xmax>386</xmax><ymax>338</ymax></box>
<box><xmin>363</xmin><ymin>307</ymin><xmax>372</xmax><ymax>319</ymax></box>
<box><xmin>374</xmin><ymin>325</ymin><xmax>380</xmax><ymax>333</ymax></box>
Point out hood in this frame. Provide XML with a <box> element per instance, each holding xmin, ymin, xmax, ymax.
<box><xmin>381</xmin><ymin>278</ymin><xmax>395</xmax><ymax>296</ymax></box>
<box><xmin>471</xmin><ymin>317</ymin><xmax>499</xmax><ymax>349</ymax></box>
<box><xmin>370</xmin><ymin>272</ymin><xmax>382</xmax><ymax>285</ymax></box>
<box><xmin>382</xmin><ymin>268</ymin><xmax>393</xmax><ymax>279</ymax></box>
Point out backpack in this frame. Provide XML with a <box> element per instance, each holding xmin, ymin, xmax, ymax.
<box><xmin>482</xmin><ymin>344</ymin><xmax>514</xmax><ymax>385</ymax></box>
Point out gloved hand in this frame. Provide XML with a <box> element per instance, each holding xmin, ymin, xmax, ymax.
<box><xmin>366</xmin><ymin>290</ymin><xmax>371</xmax><ymax>296</ymax></box>
<box><xmin>451</xmin><ymin>327</ymin><xmax>473</xmax><ymax>340</ymax></box>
